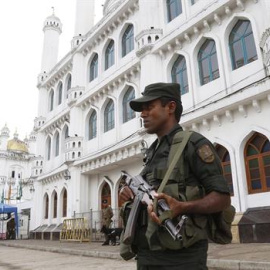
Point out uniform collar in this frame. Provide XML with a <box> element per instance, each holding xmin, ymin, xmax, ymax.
<box><xmin>143</xmin><ymin>124</ymin><xmax>183</xmax><ymax>166</ymax></box>
<box><xmin>160</xmin><ymin>124</ymin><xmax>183</xmax><ymax>145</ymax></box>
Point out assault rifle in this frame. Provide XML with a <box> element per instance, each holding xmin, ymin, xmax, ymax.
<box><xmin>120</xmin><ymin>171</ymin><xmax>187</xmax><ymax>245</ymax></box>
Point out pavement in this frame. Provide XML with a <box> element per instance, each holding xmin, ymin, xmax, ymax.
<box><xmin>0</xmin><ymin>239</ymin><xmax>270</xmax><ymax>270</ymax></box>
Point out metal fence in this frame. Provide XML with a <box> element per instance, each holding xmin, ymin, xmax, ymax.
<box><xmin>73</xmin><ymin>208</ymin><xmax>123</xmax><ymax>241</ymax></box>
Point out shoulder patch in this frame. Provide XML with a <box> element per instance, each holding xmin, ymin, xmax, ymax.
<box><xmin>197</xmin><ymin>144</ymin><xmax>215</xmax><ymax>163</ymax></box>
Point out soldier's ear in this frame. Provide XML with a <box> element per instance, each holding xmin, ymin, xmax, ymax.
<box><xmin>168</xmin><ymin>101</ymin><xmax>176</xmax><ymax>114</ymax></box>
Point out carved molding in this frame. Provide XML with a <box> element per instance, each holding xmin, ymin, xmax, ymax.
<box><xmin>238</xmin><ymin>105</ymin><xmax>247</xmax><ymax>118</ymax></box>
<box><xmin>136</xmin><ymin>44</ymin><xmax>154</xmax><ymax>58</ymax></box>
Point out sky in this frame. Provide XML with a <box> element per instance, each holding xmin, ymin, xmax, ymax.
<box><xmin>0</xmin><ymin>0</ymin><xmax>105</xmax><ymax>140</ymax></box>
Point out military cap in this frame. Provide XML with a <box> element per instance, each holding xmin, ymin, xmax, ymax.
<box><xmin>130</xmin><ymin>82</ymin><xmax>181</xmax><ymax>112</ymax></box>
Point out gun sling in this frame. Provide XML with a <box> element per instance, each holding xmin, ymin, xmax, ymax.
<box><xmin>153</xmin><ymin>131</ymin><xmax>193</xmax><ymax>218</ymax></box>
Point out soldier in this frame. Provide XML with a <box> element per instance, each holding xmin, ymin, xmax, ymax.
<box><xmin>101</xmin><ymin>200</ymin><xmax>113</xmax><ymax>246</ymax></box>
<box><xmin>119</xmin><ymin>83</ymin><xmax>231</xmax><ymax>269</ymax></box>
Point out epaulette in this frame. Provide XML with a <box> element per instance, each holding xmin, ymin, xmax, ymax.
<box><xmin>189</xmin><ymin>131</ymin><xmax>206</xmax><ymax>145</ymax></box>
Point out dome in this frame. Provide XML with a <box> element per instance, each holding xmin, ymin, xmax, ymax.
<box><xmin>103</xmin><ymin>0</ymin><xmax>121</xmax><ymax>15</ymax></box>
<box><xmin>45</xmin><ymin>13</ymin><xmax>61</xmax><ymax>24</ymax></box>
<box><xmin>43</xmin><ymin>12</ymin><xmax>62</xmax><ymax>33</ymax></box>
<box><xmin>7</xmin><ymin>138</ymin><xmax>29</xmax><ymax>153</ymax></box>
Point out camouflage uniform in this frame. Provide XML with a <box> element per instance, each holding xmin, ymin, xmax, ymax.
<box><xmin>126</xmin><ymin>83</ymin><xmax>230</xmax><ymax>269</ymax></box>
<box><xmin>134</xmin><ymin>124</ymin><xmax>230</xmax><ymax>270</ymax></box>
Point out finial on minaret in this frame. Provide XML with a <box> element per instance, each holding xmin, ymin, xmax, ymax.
<box><xmin>14</xmin><ymin>128</ymin><xmax>19</xmax><ymax>139</ymax></box>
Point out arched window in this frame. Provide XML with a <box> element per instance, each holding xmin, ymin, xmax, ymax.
<box><xmin>167</xmin><ymin>0</ymin><xmax>182</xmax><ymax>22</ymax></box>
<box><xmin>123</xmin><ymin>87</ymin><xmax>135</xmax><ymax>123</ymax></box>
<box><xmin>62</xmin><ymin>189</ymin><xmax>67</xmax><ymax>217</ymax></box>
<box><xmin>65</xmin><ymin>127</ymin><xmax>69</xmax><ymax>139</ymax></box>
<box><xmin>61</xmin><ymin>126</ymin><xmax>69</xmax><ymax>153</ymax></box>
<box><xmin>191</xmin><ymin>0</ymin><xmax>199</xmax><ymax>5</ymax></box>
<box><xmin>55</xmin><ymin>132</ymin><xmax>60</xmax><ymax>157</ymax></box>
<box><xmin>104</xmin><ymin>100</ymin><xmax>115</xmax><ymax>132</ymax></box>
<box><xmin>171</xmin><ymin>55</ymin><xmax>189</xmax><ymax>95</ymax></box>
<box><xmin>229</xmin><ymin>20</ymin><xmax>257</xmax><ymax>70</ymax></box>
<box><xmin>245</xmin><ymin>133</ymin><xmax>270</xmax><ymax>194</ymax></box>
<box><xmin>46</xmin><ymin>137</ymin><xmax>51</xmax><ymax>160</ymax></box>
<box><xmin>198</xmin><ymin>39</ymin><xmax>220</xmax><ymax>85</ymax></box>
<box><xmin>105</xmin><ymin>40</ymin><xmax>115</xmax><ymax>70</ymax></box>
<box><xmin>216</xmin><ymin>145</ymin><xmax>234</xmax><ymax>196</ymax></box>
<box><xmin>53</xmin><ymin>192</ymin><xmax>57</xmax><ymax>218</ymax></box>
<box><xmin>66</xmin><ymin>74</ymin><xmax>72</xmax><ymax>98</ymax></box>
<box><xmin>49</xmin><ymin>90</ymin><xmax>54</xmax><ymax>111</ymax></box>
<box><xmin>44</xmin><ymin>194</ymin><xmax>49</xmax><ymax>219</ymax></box>
<box><xmin>122</xmin><ymin>25</ymin><xmax>134</xmax><ymax>57</ymax></box>
<box><xmin>67</xmin><ymin>75</ymin><xmax>72</xmax><ymax>90</ymax></box>
<box><xmin>57</xmin><ymin>82</ymin><xmax>63</xmax><ymax>105</ymax></box>
<box><xmin>89</xmin><ymin>54</ymin><xmax>98</xmax><ymax>82</ymax></box>
<box><xmin>88</xmin><ymin>110</ymin><xmax>97</xmax><ymax>140</ymax></box>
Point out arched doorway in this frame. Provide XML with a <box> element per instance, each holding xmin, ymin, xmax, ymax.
<box><xmin>117</xmin><ymin>179</ymin><xmax>127</xmax><ymax>228</ymax></box>
<box><xmin>215</xmin><ymin>144</ymin><xmax>234</xmax><ymax>196</ymax></box>
<box><xmin>101</xmin><ymin>182</ymin><xmax>111</xmax><ymax>209</ymax></box>
<box><xmin>118</xmin><ymin>185</ymin><xmax>125</xmax><ymax>208</ymax></box>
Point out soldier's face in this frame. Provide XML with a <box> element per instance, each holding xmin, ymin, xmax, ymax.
<box><xmin>140</xmin><ymin>99</ymin><xmax>172</xmax><ymax>137</ymax></box>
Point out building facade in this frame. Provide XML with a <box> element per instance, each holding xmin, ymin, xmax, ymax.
<box><xmin>31</xmin><ymin>0</ymin><xmax>270</xmax><ymax>242</ymax></box>
<box><xmin>0</xmin><ymin>124</ymin><xmax>37</xmax><ymax>238</ymax></box>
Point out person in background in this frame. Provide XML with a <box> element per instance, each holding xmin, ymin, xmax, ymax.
<box><xmin>101</xmin><ymin>200</ymin><xmax>113</xmax><ymax>246</ymax></box>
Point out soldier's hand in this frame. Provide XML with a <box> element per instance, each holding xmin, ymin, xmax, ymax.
<box><xmin>155</xmin><ymin>193</ymin><xmax>184</xmax><ymax>218</ymax></box>
<box><xmin>119</xmin><ymin>186</ymin><xmax>134</xmax><ymax>201</ymax></box>
<box><xmin>147</xmin><ymin>193</ymin><xmax>184</xmax><ymax>223</ymax></box>
<box><xmin>147</xmin><ymin>203</ymin><xmax>161</xmax><ymax>224</ymax></box>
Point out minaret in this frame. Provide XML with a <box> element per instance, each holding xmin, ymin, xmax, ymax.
<box><xmin>40</xmin><ymin>7</ymin><xmax>62</xmax><ymax>73</ymax></box>
<box><xmin>137</xmin><ymin>0</ymin><xmax>163</xmax><ymax>88</ymax></box>
<box><xmin>0</xmin><ymin>124</ymin><xmax>10</xmax><ymax>150</ymax></box>
<box><xmin>27</xmin><ymin>130</ymin><xmax>37</xmax><ymax>154</ymax></box>
<box><xmin>72</xmin><ymin>0</ymin><xmax>95</xmax><ymax>48</ymax></box>
<box><xmin>74</xmin><ymin>0</ymin><xmax>95</xmax><ymax>36</ymax></box>
<box><xmin>13</xmin><ymin>129</ymin><xmax>19</xmax><ymax>140</ymax></box>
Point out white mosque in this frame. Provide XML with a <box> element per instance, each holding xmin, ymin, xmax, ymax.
<box><xmin>1</xmin><ymin>0</ymin><xmax>270</xmax><ymax>243</ymax></box>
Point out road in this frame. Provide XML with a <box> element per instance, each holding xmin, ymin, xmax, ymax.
<box><xmin>0</xmin><ymin>245</ymin><xmax>136</xmax><ymax>270</ymax></box>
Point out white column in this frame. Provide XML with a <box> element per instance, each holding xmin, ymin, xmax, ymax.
<box><xmin>74</xmin><ymin>0</ymin><xmax>95</xmax><ymax>36</ymax></box>
<box><xmin>140</xmin><ymin>54</ymin><xmax>164</xmax><ymax>89</ymax></box>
